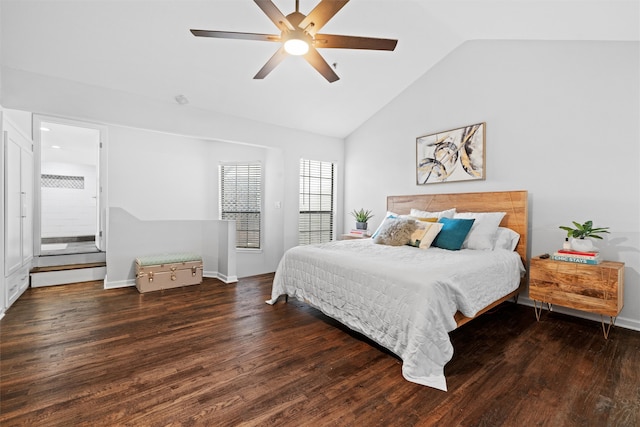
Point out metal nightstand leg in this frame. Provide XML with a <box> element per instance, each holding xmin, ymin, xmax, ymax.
<box><xmin>533</xmin><ymin>300</ymin><xmax>552</xmax><ymax>321</ymax></box>
<box><xmin>601</xmin><ymin>316</ymin><xmax>616</xmax><ymax>339</ymax></box>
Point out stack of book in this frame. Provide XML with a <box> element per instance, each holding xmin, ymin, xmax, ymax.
<box><xmin>551</xmin><ymin>248</ymin><xmax>601</xmax><ymax>265</ymax></box>
<box><xmin>348</xmin><ymin>229</ymin><xmax>370</xmax><ymax>237</ymax></box>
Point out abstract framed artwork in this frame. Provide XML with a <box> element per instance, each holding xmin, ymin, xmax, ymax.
<box><xmin>416</xmin><ymin>122</ymin><xmax>486</xmax><ymax>185</ymax></box>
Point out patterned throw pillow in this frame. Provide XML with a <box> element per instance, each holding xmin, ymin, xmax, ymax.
<box><xmin>407</xmin><ymin>221</ymin><xmax>444</xmax><ymax>249</ymax></box>
<box><xmin>371</xmin><ymin>211</ymin><xmax>399</xmax><ymax>239</ymax></box>
<box><xmin>373</xmin><ymin>217</ymin><xmax>418</xmax><ymax>246</ymax></box>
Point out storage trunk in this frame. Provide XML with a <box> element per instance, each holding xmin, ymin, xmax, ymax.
<box><xmin>135</xmin><ymin>253</ymin><xmax>203</xmax><ymax>293</ymax></box>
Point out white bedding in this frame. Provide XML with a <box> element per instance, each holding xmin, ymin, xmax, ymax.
<box><xmin>266</xmin><ymin>239</ymin><xmax>525</xmax><ymax>391</ymax></box>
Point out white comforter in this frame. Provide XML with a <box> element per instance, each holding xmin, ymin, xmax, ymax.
<box><xmin>266</xmin><ymin>239</ymin><xmax>525</xmax><ymax>391</ymax></box>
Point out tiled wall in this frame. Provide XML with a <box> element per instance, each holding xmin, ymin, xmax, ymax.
<box><xmin>41</xmin><ymin>162</ymin><xmax>97</xmax><ymax>238</ymax></box>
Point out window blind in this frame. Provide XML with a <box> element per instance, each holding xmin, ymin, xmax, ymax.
<box><xmin>220</xmin><ymin>162</ymin><xmax>262</xmax><ymax>249</ymax></box>
<box><xmin>299</xmin><ymin>159</ymin><xmax>334</xmax><ymax>245</ymax></box>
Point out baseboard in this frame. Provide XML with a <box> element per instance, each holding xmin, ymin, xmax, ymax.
<box><xmin>518</xmin><ymin>297</ymin><xmax>640</xmax><ymax>332</ymax></box>
<box><xmin>206</xmin><ymin>271</ymin><xmax>238</xmax><ymax>284</ymax></box>
<box><xmin>103</xmin><ymin>276</ymin><xmax>135</xmax><ymax>289</ymax></box>
<box><xmin>618</xmin><ymin>316</ymin><xmax>640</xmax><ymax>332</ymax></box>
<box><xmin>104</xmin><ymin>271</ymin><xmax>236</xmax><ymax>289</ymax></box>
<box><xmin>31</xmin><ymin>266</ymin><xmax>106</xmax><ymax>287</ymax></box>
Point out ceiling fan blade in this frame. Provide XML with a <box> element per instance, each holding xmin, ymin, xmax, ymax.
<box><xmin>304</xmin><ymin>47</ymin><xmax>339</xmax><ymax>83</ymax></box>
<box><xmin>314</xmin><ymin>34</ymin><xmax>397</xmax><ymax>51</ymax></box>
<box><xmin>254</xmin><ymin>48</ymin><xmax>288</xmax><ymax>79</ymax></box>
<box><xmin>299</xmin><ymin>0</ymin><xmax>349</xmax><ymax>35</ymax></box>
<box><xmin>190</xmin><ymin>29</ymin><xmax>280</xmax><ymax>42</ymax></box>
<box><xmin>254</xmin><ymin>0</ymin><xmax>294</xmax><ymax>32</ymax></box>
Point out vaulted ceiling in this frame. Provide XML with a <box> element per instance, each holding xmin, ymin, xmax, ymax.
<box><xmin>1</xmin><ymin>1</ymin><xmax>638</xmax><ymax>138</ymax></box>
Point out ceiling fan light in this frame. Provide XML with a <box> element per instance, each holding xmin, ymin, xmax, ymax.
<box><xmin>284</xmin><ymin>38</ymin><xmax>309</xmax><ymax>55</ymax></box>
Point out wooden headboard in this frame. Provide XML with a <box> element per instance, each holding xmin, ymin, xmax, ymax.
<box><xmin>387</xmin><ymin>190</ymin><xmax>528</xmax><ymax>266</ymax></box>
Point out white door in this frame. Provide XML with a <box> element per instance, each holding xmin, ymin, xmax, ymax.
<box><xmin>4</xmin><ymin>131</ymin><xmax>22</xmax><ymax>274</ymax></box>
<box><xmin>3</xmin><ymin>120</ymin><xmax>33</xmax><ymax>273</ymax></box>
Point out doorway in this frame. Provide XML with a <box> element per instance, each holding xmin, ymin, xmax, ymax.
<box><xmin>33</xmin><ymin>116</ymin><xmax>106</xmax><ymax>257</ymax></box>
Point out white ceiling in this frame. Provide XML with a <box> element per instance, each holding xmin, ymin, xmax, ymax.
<box><xmin>1</xmin><ymin>0</ymin><xmax>638</xmax><ymax>139</ymax></box>
<box><xmin>34</xmin><ymin>120</ymin><xmax>100</xmax><ymax>168</ymax></box>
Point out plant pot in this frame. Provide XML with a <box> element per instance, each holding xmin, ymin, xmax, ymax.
<box><xmin>356</xmin><ymin>222</ymin><xmax>368</xmax><ymax>230</ymax></box>
<box><xmin>570</xmin><ymin>238</ymin><xmax>594</xmax><ymax>252</ymax></box>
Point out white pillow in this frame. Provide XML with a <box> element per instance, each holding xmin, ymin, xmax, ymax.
<box><xmin>493</xmin><ymin>227</ymin><xmax>520</xmax><ymax>251</ymax></box>
<box><xmin>409</xmin><ymin>207</ymin><xmax>456</xmax><ymax>220</ymax></box>
<box><xmin>453</xmin><ymin>212</ymin><xmax>506</xmax><ymax>250</ymax></box>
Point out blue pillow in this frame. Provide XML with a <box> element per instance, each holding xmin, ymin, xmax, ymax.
<box><xmin>432</xmin><ymin>217</ymin><xmax>476</xmax><ymax>250</ymax></box>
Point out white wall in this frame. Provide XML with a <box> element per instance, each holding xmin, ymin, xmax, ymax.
<box><xmin>1</xmin><ymin>70</ymin><xmax>345</xmax><ymax>278</ymax></box>
<box><xmin>0</xmin><ymin>65</ymin><xmax>344</xmax><ymax>278</ymax></box>
<box><xmin>345</xmin><ymin>40</ymin><xmax>640</xmax><ymax>330</ymax></box>
<box><xmin>41</xmin><ymin>162</ymin><xmax>97</xmax><ymax>238</ymax></box>
<box><xmin>106</xmin><ymin>207</ymin><xmax>237</xmax><ymax>287</ymax></box>
<box><xmin>108</xmin><ymin>126</ymin><xmax>220</xmax><ymax>220</ymax></box>
<box><xmin>108</xmin><ymin>125</ymin><xmax>280</xmax><ymax>277</ymax></box>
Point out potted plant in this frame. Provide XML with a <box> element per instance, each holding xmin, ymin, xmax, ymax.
<box><xmin>350</xmin><ymin>208</ymin><xmax>374</xmax><ymax>230</ymax></box>
<box><xmin>559</xmin><ymin>220</ymin><xmax>609</xmax><ymax>251</ymax></box>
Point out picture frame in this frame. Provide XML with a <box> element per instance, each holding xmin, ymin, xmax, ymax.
<box><xmin>416</xmin><ymin>122</ymin><xmax>486</xmax><ymax>185</ymax></box>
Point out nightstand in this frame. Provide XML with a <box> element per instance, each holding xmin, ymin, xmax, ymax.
<box><xmin>339</xmin><ymin>233</ymin><xmax>370</xmax><ymax>240</ymax></box>
<box><xmin>529</xmin><ymin>256</ymin><xmax>624</xmax><ymax>339</ymax></box>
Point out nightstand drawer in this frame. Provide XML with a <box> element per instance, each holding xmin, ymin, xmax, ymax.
<box><xmin>529</xmin><ymin>257</ymin><xmax>624</xmax><ymax>317</ymax></box>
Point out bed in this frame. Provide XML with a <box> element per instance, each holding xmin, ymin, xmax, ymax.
<box><xmin>267</xmin><ymin>190</ymin><xmax>528</xmax><ymax>391</ymax></box>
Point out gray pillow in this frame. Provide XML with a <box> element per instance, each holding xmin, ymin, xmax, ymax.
<box><xmin>372</xmin><ymin>217</ymin><xmax>417</xmax><ymax>246</ymax></box>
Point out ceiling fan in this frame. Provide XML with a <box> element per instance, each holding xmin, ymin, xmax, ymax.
<box><xmin>190</xmin><ymin>0</ymin><xmax>398</xmax><ymax>83</ymax></box>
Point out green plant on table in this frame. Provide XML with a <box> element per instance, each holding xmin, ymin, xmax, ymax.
<box><xmin>559</xmin><ymin>220</ymin><xmax>610</xmax><ymax>240</ymax></box>
<box><xmin>350</xmin><ymin>208</ymin><xmax>374</xmax><ymax>223</ymax></box>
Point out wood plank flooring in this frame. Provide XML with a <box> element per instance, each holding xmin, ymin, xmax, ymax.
<box><xmin>1</xmin><ymin>274</ymin><xmax>639</xmax><ymax>426</ymax></box>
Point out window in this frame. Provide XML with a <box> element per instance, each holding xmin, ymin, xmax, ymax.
<box><xmin>41</xmin><ymin>174</ymin><xmax>85</xmax><ymax>189</ymax></box>
<box><xmin>299</xmin><ymin>159</ymin><xmax>335</xmax><ymax>245</ymax></box>
<box><xmin>219</xmin><ymin>162</ymin><xmax>262</xmax><ymax>249</ymax></box>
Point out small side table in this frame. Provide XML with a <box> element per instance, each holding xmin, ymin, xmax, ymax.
<box><xmin>529</xmin><ymin>256</ymin><xmax>624</xmax><ymax>339</ymax></box>
<box><xmin>339</xmin><ymin>233</ymin><xmax>370</xmax><ymax>240</ymax></box>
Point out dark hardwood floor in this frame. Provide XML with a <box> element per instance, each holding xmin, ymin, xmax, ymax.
<box><xmin>1</xmin><ymin>274</ymin><xmax>639</xmax><ymax>426</ymax></box>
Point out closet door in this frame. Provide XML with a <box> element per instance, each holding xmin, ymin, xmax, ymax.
<box><xmin>4</xmin><ymin>132</ymin><xmax>22</xmax><ymax>275</ymax></box>
<box><xmin>21</xmin><ymin>146</ymin><xmax>33</xmax><ymax>263</ymax></box>
<box><xmin>4</xmin><ymin>123</ymin><xmax>33</xmax><ymax>277</ymax></box>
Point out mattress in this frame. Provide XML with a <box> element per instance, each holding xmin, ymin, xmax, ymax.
<box><xmin>267</xmin><ymin>239</ymin><xmax>525</xmax><ymax>391</ymax></box>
